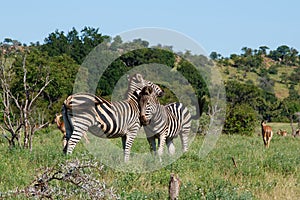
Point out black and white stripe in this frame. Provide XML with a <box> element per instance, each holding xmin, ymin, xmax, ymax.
<box><xmin>138</xmin><ymin>86</ymin><xmax>191</xmax><ymax>158</ymax></box>
<box><xmin>62</xmin><ymin>74</ymin><xmax>164</xmax><ymax>162</ymax></box>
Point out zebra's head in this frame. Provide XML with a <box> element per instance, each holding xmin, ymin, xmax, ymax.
<box><xmin>127</xmin><ymin>73</ymin><xmax>164</xmax><ymax>98</ymax></box>
<box><xmin>137</xmin><ymin>86</ymin><xmax>160</xmax><ymax>126</ymax></box>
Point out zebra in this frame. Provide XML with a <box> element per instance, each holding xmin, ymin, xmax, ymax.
<box><xmin>137</xmin><ymin>85</ymin><xmax>194</xmax><ymax>158</ymax></box>
<box><xmin>62</xmin><ymin>73</ymin><xmax>164</xmax><ymax>162</ymax></box>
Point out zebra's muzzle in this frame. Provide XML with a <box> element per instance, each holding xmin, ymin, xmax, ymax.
<box><xmin>140</xmin><ymin>115</ymin><xmax>150</xmax><ymax>126</ymax></box>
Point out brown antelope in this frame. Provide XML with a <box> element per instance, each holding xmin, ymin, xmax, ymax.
<box><xmin>261</xmin><ymin>120</ymin><xmax>273</xmax><ymax>148</ymax></box>
<box><xmin>54</xmin><ymin>113</ymin><xmax>89</xmax><ymax>147</ymax></box>
<box><xmin>276</xmin><ymin>129</ymin><xmax>287</xmax><ymax>136</ymax></box>
<box><xmin>54</xmin><ymin>113</ymin><xmax>67</xmax><ymax>147</ymax></box>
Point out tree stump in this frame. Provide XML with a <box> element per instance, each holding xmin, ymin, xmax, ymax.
<box><xmin>169</xmin><ymin>173</ymin><xmax>180</xmax><ymax>200</ymax></box>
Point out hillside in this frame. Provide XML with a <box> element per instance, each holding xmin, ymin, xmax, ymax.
<box><xmin>215</xmin><ymin>52</ymin><xmax>300</xmax><ymax>100</ymax></box>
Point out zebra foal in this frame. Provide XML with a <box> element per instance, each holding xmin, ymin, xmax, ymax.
<box><xmin>62</xmin><ymin>74</ymin><xmax>164</xmax><ymax>162</ymax></box>
<box><xmin>138</xmin><ymin>86</ymin><xmax>192</xmax><ymax>158</ymax></box>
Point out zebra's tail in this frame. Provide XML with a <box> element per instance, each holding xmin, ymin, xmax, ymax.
<box><xmin>62</xmin><ymin>102</ymin><xmax>73</xmax><ymax>153</ymax></box>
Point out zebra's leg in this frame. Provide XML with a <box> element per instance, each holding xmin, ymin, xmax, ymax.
<box><xmin>144</xmin><ymin>128</ymin><xmax>157</xmax><ymax>154</ymax></box>
<box><xmin>83</xmin><ymin>133</ymin><xmax>90</xmax><ymax>144</ymax></box>
<box><xmin>147</xmin><ymin>136</ymin><xmax>157</xmax><ymax>154</ymax></box>
<box><xmin>181</xmin><ymin>120</ymin><xmax>191</xmax><ymax>152</ymax></box>
<box><xmin>179</xmin><ymin>130</ymin><xmax>189</xmax><ymax>152</ymax></box>
<box><xmin>157</xmin><ymin>133</ymin><xmax>167</xmax><ymax>160</ymax></box>
<box><xmin>66</xmin><ymin>119</ymin><xmax>90</xmax><ymax>154</ymax></box>
<box><xmin>121</xmin><ymin>135</ymin><xmax>126</xmax><ymax>152</ymax></box>
<box><xmin>123</xmin><ymin>133</ymin><xmax>137</xmax><ymax>162</ymax></box>
<box><xmin>166</xmin><ymin>138</ymin><xmax>175</xmax><ymax>155</ymax></box>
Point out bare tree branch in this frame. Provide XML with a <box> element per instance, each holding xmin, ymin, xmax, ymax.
<box><xmin>28</xmin><ymin>75</ymin><xmax>52</xmax><ymax>110</ymax></box>
<box><xmin>1</xmin><ymin>52</ymin><xmax>51</xmax><ymax>148</ymax></box>
<box><xmin>0</xmin><ymin>159</ymin><xmax>119</xmax><ymax>199</ymax></box>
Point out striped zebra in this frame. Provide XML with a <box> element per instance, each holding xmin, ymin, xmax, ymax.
<box><xmin>62</xmin><ymin>74</ymin><xmax>164</xmax><ymax>162</ymax></box>
<box><xmin>138</xmin><ymin>85</ymin><xmax>194</xmax><ymax>158</ymax></box>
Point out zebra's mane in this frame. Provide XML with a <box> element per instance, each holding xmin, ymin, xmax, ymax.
<box><xmin>125</xmin><ymin>73</ymin><xmax>146</xmax><ymax>99</ymax></box>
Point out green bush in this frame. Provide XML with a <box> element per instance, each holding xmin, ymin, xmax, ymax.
<box><xmin>224</xmin><ymin>103</ymin><xmax>258</xmax><ymax>135</ymax></box>
<box><xmin>268</xmin><ymin>64</ymin><xmax>279</xmax><ymax>74</ymax></box>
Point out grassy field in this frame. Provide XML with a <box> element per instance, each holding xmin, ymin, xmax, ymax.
<box><xmin>0</xmin><ymin>124</ymin><xmax>299</xmax><ymax>199</ymax></box>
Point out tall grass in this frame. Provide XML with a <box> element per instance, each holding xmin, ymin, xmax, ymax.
<box><xmin>0</xmin><ymin>125</ymin><xmax>299</xmax><ymax>199</ymax></box>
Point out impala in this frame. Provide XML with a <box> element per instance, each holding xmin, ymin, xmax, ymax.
<box><xmin>261</xmin><ymin>120</ymin><xmax>273</xmax><ymax>148</ymax></box>
<box><xmin>276</xmin><ymin>129</ymin><xmax>287</xmax><ymax>136</ymax></box>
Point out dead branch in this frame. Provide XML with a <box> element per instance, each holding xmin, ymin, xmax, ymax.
<box><xmin>231</xmin><ymin>157</ymin><xmax>238</xmax><ymax>168</ymax></box>
<box><xmin>0</xmin><ymin>53</ymin><xmax>52</xmax><ymax>149</ymax></box>
<box><xmin>0</xmin><ymin>159</ymin><xmax>119</xmax><ymax>199</ymax></box>
<box><xmin>0</xmin><ymin>61</ymin><xmax>23</xmax><ymax>147</ymax></box>
<box><xmin>28</xmin><ymin>75</ymin><xmax>52</xmax><ymax>110</ymax></box>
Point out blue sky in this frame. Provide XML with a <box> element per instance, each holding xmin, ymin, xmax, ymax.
<box><xmin>1</xmin><ymin>0</ymin><xmax>300</xmax><ymax>57</ymax></box>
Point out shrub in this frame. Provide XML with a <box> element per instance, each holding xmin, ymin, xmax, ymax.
<box><xmin>224</xmin><ymin>103</ymin><xmax>258</xmax><ymax>136</ymax></box>
<box><xmin>268</xmin><ymin>64</ymin><xmax>279</xmax><ymax>74</ymax></box>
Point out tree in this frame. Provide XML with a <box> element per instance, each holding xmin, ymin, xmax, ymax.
<box><xmin>225</xmin><ymin>81</ymin><xmax>262</xmax><ymax>108</ymax></box>
<box><xmin>241</xmin><ymin>47</ymin><xmax>253</xmax><ymax>57</ymax></box>
<box><xmin>41</xmin><ymin>27</ymin><xmax>109</xmax><ymax>64</ymax></box>
<box><xmin>282</xmin><ymin>98</ymin><xmax>300</xmax><ymax>134</ymax></box>
<box><xmin>224</xmin><ymin>103</ymin><xmax>258</xmax><ymax>135</ymax></box>
<box><xmin>209</xmin><ymin>51</ymin><xmax>221</xmax><ymax>60</ymax></box>
<box><xmin>0</xmin><ymin>50</ymin><xmax>51</xmax><ymax>150</ymax></box>
<box><xmin>110</xmin><ymin>35</ymin><xmax>123</xmax><ymax>51</ymax></box>
<box><xmin>44</xmin><ymin>54</ymin><xmax>80</xmax><ymax>108</ymax></box>
<box><xmin>268</xmin><ymin>45</ymin><xmax>297</xmax><ymax>65</ymax></box>
<box><xmin>277</xmin><ymin>45</ymin><xmax>290</xmax><ymax>60</ymax></box>
<box><xmin>258</xmin><ymin>46</ymin><xmax>269</xmax><ymax>55</ymax></box>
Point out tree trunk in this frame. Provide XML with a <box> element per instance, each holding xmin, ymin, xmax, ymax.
<box><xmin>169</xmin><ymin>173</ymin><xmax>180</xmax><ymax>200</ymax></box>
<box><xmin>23</xmin><ymin>112</ymin><xmax>30</xmax><ymax>148</ymax></box>
<box><xmin>290</xmin><ymin>116</ymin><xmax>295</xmax><ymax>136</ymax></box>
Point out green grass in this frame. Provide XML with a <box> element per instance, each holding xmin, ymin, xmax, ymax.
<box><xmin>0</xmin><ymin>125</ymin><xmax>299</xmax><ymax>199</ymax></box>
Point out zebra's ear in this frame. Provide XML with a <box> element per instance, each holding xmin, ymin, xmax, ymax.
<box><xmin>134</xmin><ymin>89</ymin><xmax>142</xmax><ymax>97</ymax></box>
<box><xmin>140</xmin><ymin>86</ymin><xmax>153</xmax><ymax>96</ymax></box>
<box><xmin>127</xmin><ymin>74</ymin><xmax>130</xmax><ymax>81</ymax></box>
<box><xmin>136</xmin><ymin>73</ymin><xmax>143</xmax><ymax>81</ymax></box>
<box><xmin>136</xmin><ymin>89</ymin><xmax>141</xmax><ymax>96</ymax></box>
<box><xmin>146</xmin><ymin>86</ymin><xmax>153</xmax><ymax>95</ymax></box>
